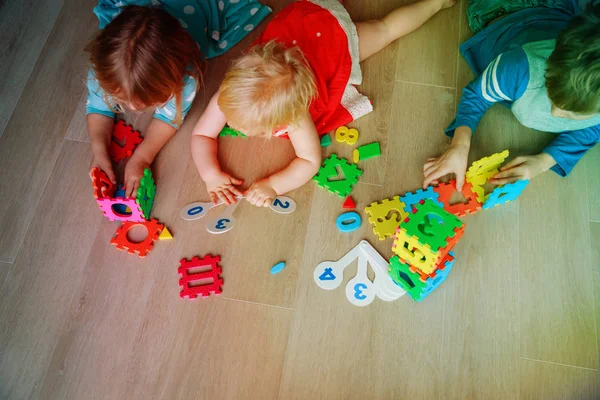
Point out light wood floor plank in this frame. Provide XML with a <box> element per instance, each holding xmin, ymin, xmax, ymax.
<box><xmin>65</xmin><ymin>91</ymin><xmax>90</xmax><ymax>142</ymax></box>
<box><xmin>519</xmin><ymin>168</ymin><xmax>597</xmax><ymax>369</ymax></box>
<box><xmin>590</xmin><ymin>222</ymin><xmax>600</xmax><ymax>368</ymax></box>
<box><xmin>584</xmin><ymin>146</ymin><xmax>600</xmax><ymax>221</ymax></box>
<box><xmin>519</xmin><ymin>358</ymin><xmax>599</xmax><ymax>400</ymax></box>
<box><xmin>0</xmin><ymin>0</ymin><xmax>63</xmax><ymax>137</ymax></box>
<box><xmin>0</xmin><ymin>141</ymin><xmax>102</xmax><ymax>400</ymax></box>
<box><xmin>279</xmin><ymin>183</ymin><xmax>449</xmax><ymax>399</ymax></box>
<box><xmin>395</xmin><ymin>0</ymin><xmax>460</xmax><ymax>88</ymax></box>
<box><xmin>0</xmin><ymin>0</ymin><xmax>99</xmax><ymax>262</ymax></box>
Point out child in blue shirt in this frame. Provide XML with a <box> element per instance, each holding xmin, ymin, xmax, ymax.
<box><xmin>86</xmin><ymin>1</ymin><xmax>270</xmax><ymax>197</ymax></box>
<box><xmin>423</xmin><ymin>1</ymin><xmax>600</xmax><ymax>190</ymax></box>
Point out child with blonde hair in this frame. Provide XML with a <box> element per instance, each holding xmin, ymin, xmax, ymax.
<box><xmin>191</xmin><ymin>0</ymin><xmax>456</xmax><ymax>207</ymax></box>
<box><xmin>86</xmin><ymin>1</ymin><xmax>270</xmax><ymax>197</ymax></box>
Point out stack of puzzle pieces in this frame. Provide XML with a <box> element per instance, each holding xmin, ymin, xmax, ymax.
<box><xmin>91</xmin><ymin>121</ymin><xmax>171</xmax><ymax>258</ymax></box>
<box><xmin>361</xmin><ymin>150</ymin><xmax>530</xmax><ymax>301</ymax></box>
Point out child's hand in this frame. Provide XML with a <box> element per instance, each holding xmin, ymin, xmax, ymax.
<box><xmin>423</xmin><ymin>143</ymin><xmax>470</xmax><ymax>190</ymax></box>
<box><xmin>124</xmin><ymin>155</ymin><xmax>150</xmax><ymax>198</ymax></box>
<box><xmin>245</xmin><ymin>179</ymin><xmax>277</xmax><ymax>207</ymax></box>
<box><xmin>206</xmin><ymin>172</ymin><xmax>244</xmax><ymax>205</ymax></box>
<box><xmin>90</xmin><ymin>152</ymin><xmax>116</xmax><ymax>184</ymax></box>
<box><xmin>490</xmin><ymin>153</ymin><xmax>556</xmax><ymax>185</ymax></box>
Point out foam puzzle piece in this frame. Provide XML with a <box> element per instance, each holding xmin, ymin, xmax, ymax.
<box><xmin>466</xmin><ymin>150</ymin><xmax>509</xmax><ymax>185</ymax></box>
<box><xmin>402</xmin><ymin>199</ymin><xmax>464</xmax><ymax>251</ymax></box>
<box><xmin>219</xmin><ymin>126</ymin><xmax>246</xmax><ymax>137</ymax></box>
<box><xmin>91</xmin><ymin>167</ymin><xmax>115</xmax><ymax>200</ymax></box>
<box><xmin>320</xmin><ymin>134</ymin><xmax>332</xmax><ymax>147</ymax></box>
<box><xmin>334</xmin><ymin>126</ymin><xmax>359</xmax><ymax>145</ymax></box>
<box><xmin>388</xmin><ymin>251</ymin><xmax>455</xmax><ymax>302</ymax></box>
<box><xmin>97</xmin><ymin>197</ymin><xmax>146</xmax><ymax>222</ymax></box>
<box><xmin>312</xmin><ymin>154</ymin><xmax>363</xmax><ymax>197</ymax></box>
<box><xmin>136</xmin><ymin>168</ymin><xmax>156</xmax><ymax>220</ymax></box>
<box><xmin>178</xmin><ymin>255</ymin><xmax>223</xmax><ymax>299</ymax></box>
<box><xmin>112</xmin><ymin>184</ymin><xmax>129</xmax><ymax>214</ymax></box>
<box><xmin>336</xmin><ymin>211</ymin><xmax>362</xmax><ymax>233</ymax></box>
<box><xmin>355</xmin><ymin>142</ymin><xmax>381</xmax><ymax>161</ymax></box>
<box><xmin>482</xmin><ymin>179</ymin><xmax>529</xmax><ymax>210</ymax></box>
<box><xmin>471</xmin><ymin>183</ymin><xmax>486</xmax><ymax>203</ymax></box>
<box><xmin>110</xmin><ymin>219</ymin><xmax>164</xmax><ymax>258</ymax></box>
<box><xmin>110</xmin><ymin>120</ymin><xmax>143</xmax><ymax>162</ymax></box>
<box><xmin>408</xmin><ymin>249</ymin><xmax>455</xmax><ymax>281</ymax></box>
<box><xmin>433</xmin><ymin>180</ymin><xmax>482</xmax><ymax>217</ymax></box>
<box><xmin>393</xmin><ymin>200</ymin><xmax>464</xmax><ymax>274</ymax></box>
<box><xmin>365</xmin><ymin>196</ymin><xmax>408</xmax><ymax>240</ymax></box>
<box><xmin>343</xmin><ymin>196</ymin><xmax>356</xmax><ymax>209</ymax></box>
<box><xmin>400</xmin><ymin>187</ymin><xmax>444</xmax><ymax>213</ymax></box>
<box><xmin>158</xmin><ymin>226</ymin><xmax>173</xmax><ymax>240</ymax></box>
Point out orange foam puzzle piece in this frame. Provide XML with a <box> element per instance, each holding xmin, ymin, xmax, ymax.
<box><xmin>110</xmin><ymin>219</ymin><xmax>164</xmax><ymax>258</ymax></box>
<box><xmin>110</xmin><ymin>120</ymin><xmax>143</xmax><ymax>162</ymax></box>
<box><xmin>91</xmin><ymin>167</ymin><xmax>115</xmax><ymax>199</ymax></box>
<box><xmin>434</xmin><ymin>180</ymin><xmax>482</xmax><ymax>217</ymax></box>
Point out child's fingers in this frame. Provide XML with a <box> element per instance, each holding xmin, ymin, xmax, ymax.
<box><xmin>216</xmin><ymin>191</ymin><xmax>231</xmax><ymax>205</ymax></box>
<box><xmin>500</xmin><ymin>156</ymin><xmax>526</xmax><ymax>171</ymax></box>
<box><xmin>423</xmin><ymin>161</ymin><xmax>438</xmax><ymax>175</ymax></box>
<box><xmin>489</xmin><ymin>175</ymin><xmax>520</xmax><ymax>185</ymax></box>
<box><xmin>423</xmin><ymin>166</ymin><xmax>445</xmax><ymax>188</ymax></box>
<box><xmin>229</xmin><ymin>185</ymin><xmax>244</xmax><ymax>197</ymax></box>
<box><xmin>231</xmin><ymin>177</ymin><xmax>244</xmax><ymax>185</ymax></box>
<box><xmin>456</xmin><ymin>174</ymin><xmax>465</xmax><ymax>192</ymax></box>
<box><xmin>224</xmin><ymin>190</ymin><xmax>236</xmax><ymax>205</ymax></box>
<box><xmin>210</xmin><ymin>192</ymin><xmax>218</xmax><ymax>205</ymax></box>
<box><xmin>106</xmin><ymin>167</ymin><xmax>117</xmax><ymax>184</ymax></box>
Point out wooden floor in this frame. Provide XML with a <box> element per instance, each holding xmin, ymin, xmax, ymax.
<box><xmin>1</xmin><ymin>0</ymin><xmax>599</xmax><ymax>399</ymax></box>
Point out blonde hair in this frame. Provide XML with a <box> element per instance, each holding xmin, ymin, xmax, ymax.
<box><xmin>218</xmin><ymin>40</ymin><xmax>317</xmax><ymax>135</ymax></box>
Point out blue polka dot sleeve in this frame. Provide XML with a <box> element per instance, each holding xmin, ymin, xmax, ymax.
<box><xmin>153</xmin><ymin>75</ymin><xmax>198</xmax><ymax>128</ymax></box>
<box><xmin>93</xmin><ymin>0</ymin><xmax>271</xmax><ymax>59</ymax></box>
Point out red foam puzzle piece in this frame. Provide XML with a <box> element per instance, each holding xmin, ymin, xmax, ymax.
<box><xmin>433</xmin><ymin>180</ymin><xmax>482</xmax><ymax>217</ymax></box>
<box><xmin>178</xmin><ymin>255</ymin><xmax>223</xmax><ymax>299</ymax></box>
<box><xmin>342</xmin><ymin>196</ymin><xmax>356</xmax><ymax>209</ymax></box>
<box><xmin>91</xmin><ymin>167</ymin><xmax>115</xmax><ymax>200</ymax></box>
<box><xmin>109</xmin><ymin>120</ymin><xmax>143</xmax><ymax>162</ymax></box>
<box><xmin>110</xmin><ymin>219</ymin><xmax>163</xmax><ymax>258</ymax></box>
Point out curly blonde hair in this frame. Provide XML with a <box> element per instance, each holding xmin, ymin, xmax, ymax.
<box><xmin>218</xmin><ymin>40</ymin><xmax>317</xmax><ymax>135</ymax></box>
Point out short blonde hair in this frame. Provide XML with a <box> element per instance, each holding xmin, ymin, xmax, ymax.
<box><xmin>218</xmin><ymin>40</ymin><xmax>317</xmax><ymax>135</ymax></box>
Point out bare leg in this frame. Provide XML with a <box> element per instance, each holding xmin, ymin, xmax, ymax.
<box><xmin>355</xmin><ymin>0</ymin><xmax>456</xmax><ymax>62</ymax></box>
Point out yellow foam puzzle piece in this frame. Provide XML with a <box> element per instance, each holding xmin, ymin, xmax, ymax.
<box><xmin>158</xmin><ymin>226</ymin><xmax>173</xmax><ymax>240</ymax></box>
<box><xmin>364</xmin><ymin>196</ymin><xmax>409</xmax><ymax>240</ymax></box>
<box><xmin>392</xmin><ymin>229</ymin><xmax>438</xmax><ymax>274</ymax></box>
<box><xmin>466</xmin><ymin>150</ymin><xmax>509</xmax><ymax>184</ymax></box>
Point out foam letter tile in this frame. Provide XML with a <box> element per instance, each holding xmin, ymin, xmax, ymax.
<box><xmin>312</xmin><ymin>154</ymin><xmax>363</xmax><ymax>197</ymax></box>
<box><xmin>91</xmin><ymin>167</ymin><xmax>115</xmax><ymax>200</ymax></box>
<box><xmin>466</xmin><ymin>150</ymin><xmax>509</xmax><ymax>185</ymax></box>
<box><xmin>433</xmin><ymin>180</ymin><xmax>482</xmax><ymax>217</ymax></box>
<box><xmin>136</xmin><ymin>168</ymin><xmax>156</xmax><ymax>220</ymax></box>
<box><xmin>365</xmin><ymin>196</ymin><xmax>408</xmax><ymax>240</ymax></box>
<box><xmin>110</xmin><ymin>219</ymin><xmax>164</xmax><ymax>258</ymax></box>
<box><xmin>400</xmin><ymin>187</ymin><xmax>444</xmax><ymax>213</ymax></box>
<box><xmin>482</xmin><ymin>179</ymin><xmax>529</xmax><ymax>210</ymax></box>
<box><xmin>178</xmin><ymin>255</ymin><xmax>223</xmax><ymax>299</ymax></box>
<box><xmin>110</xmin><ymin>120</ymin><xmax>143</xmax><ymax>162</ymax></box>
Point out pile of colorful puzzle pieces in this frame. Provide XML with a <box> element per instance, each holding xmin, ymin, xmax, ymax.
<box><xmin>91</xmin><ymin>121</ymin><xmax>172</xmax><ymax>258</ymax></box>
<box><xmin>310</xmin><ymin>147</ymin><xmax>529</xmax><ymax>302</ymax></box>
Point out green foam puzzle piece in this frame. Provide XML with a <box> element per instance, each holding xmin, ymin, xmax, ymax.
<box><xmin>136</xmin><ymin>168</ymin><xmax>156</xmax><ymax>220</ymax></box>
<box><xmin>312</xmin><ymin>154</ymin><xmax>362</xmax><ymax>197</ymax></box>
<box><xmin>219</xmin><ymin>126</ymin><xmax>247</xmax><ymax>137</ymax></box>
<box><xmin>357</xmin><ymin>142</ymin><xmax>380</xmax><ymax>160</ymax></box>
<box><xmin>388</xmin><ymin>256</ymin><xmax>427</xmax><ymax>301</ymax></box>
<box><xmin>401</xmin><ymin>199</ymin><xmax>463</xmax><ymax>251</ymax></box>
<box><xmin>320</xmin><ymin>134</ymin><xmax>332</xmax><ymax>147</ymax></box>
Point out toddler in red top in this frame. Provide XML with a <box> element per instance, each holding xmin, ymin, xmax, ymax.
<box><xmin>191</xmin><ymin>0</ymin><xmax>455</xmax><ymax>207</ymax></box>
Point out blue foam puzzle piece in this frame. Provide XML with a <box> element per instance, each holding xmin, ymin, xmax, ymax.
<box><xmin>113</xmin><ymin>185</ymin><xmax>128</xmax><ymax>214</ymax></box>
<box><xmin>400</xmin><ymin>187</ymin><xmax>444</xmax><ymax>213</ymax></box>
<box><xmin>336</xmin><ymin>211</ymin><xmax>362</xmax><ymax>233</ymax></box>
<box><xmin>482</xmin><ymin>180</ymin><xmax>529</xmax><ymax>210</ymax></box>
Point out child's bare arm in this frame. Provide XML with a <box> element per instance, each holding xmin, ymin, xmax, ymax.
<box><xmin>124</xmin><ymin>119</ymin><xmax>176</xmax><ymax>197</ymax></box>
<box><xmin>191</xmin><ymin>92</ymin><xmax>243</xmax><ymax>205</ymax></box>
<box><xmin>245</xmin><ymin>112</ymin><xmax>321</xmax><ymax>207</ymax></box>
<box><xmin>88</xmin><ymin>113</ymin><xmax>117</xmax><ymax>183</ymax></box>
